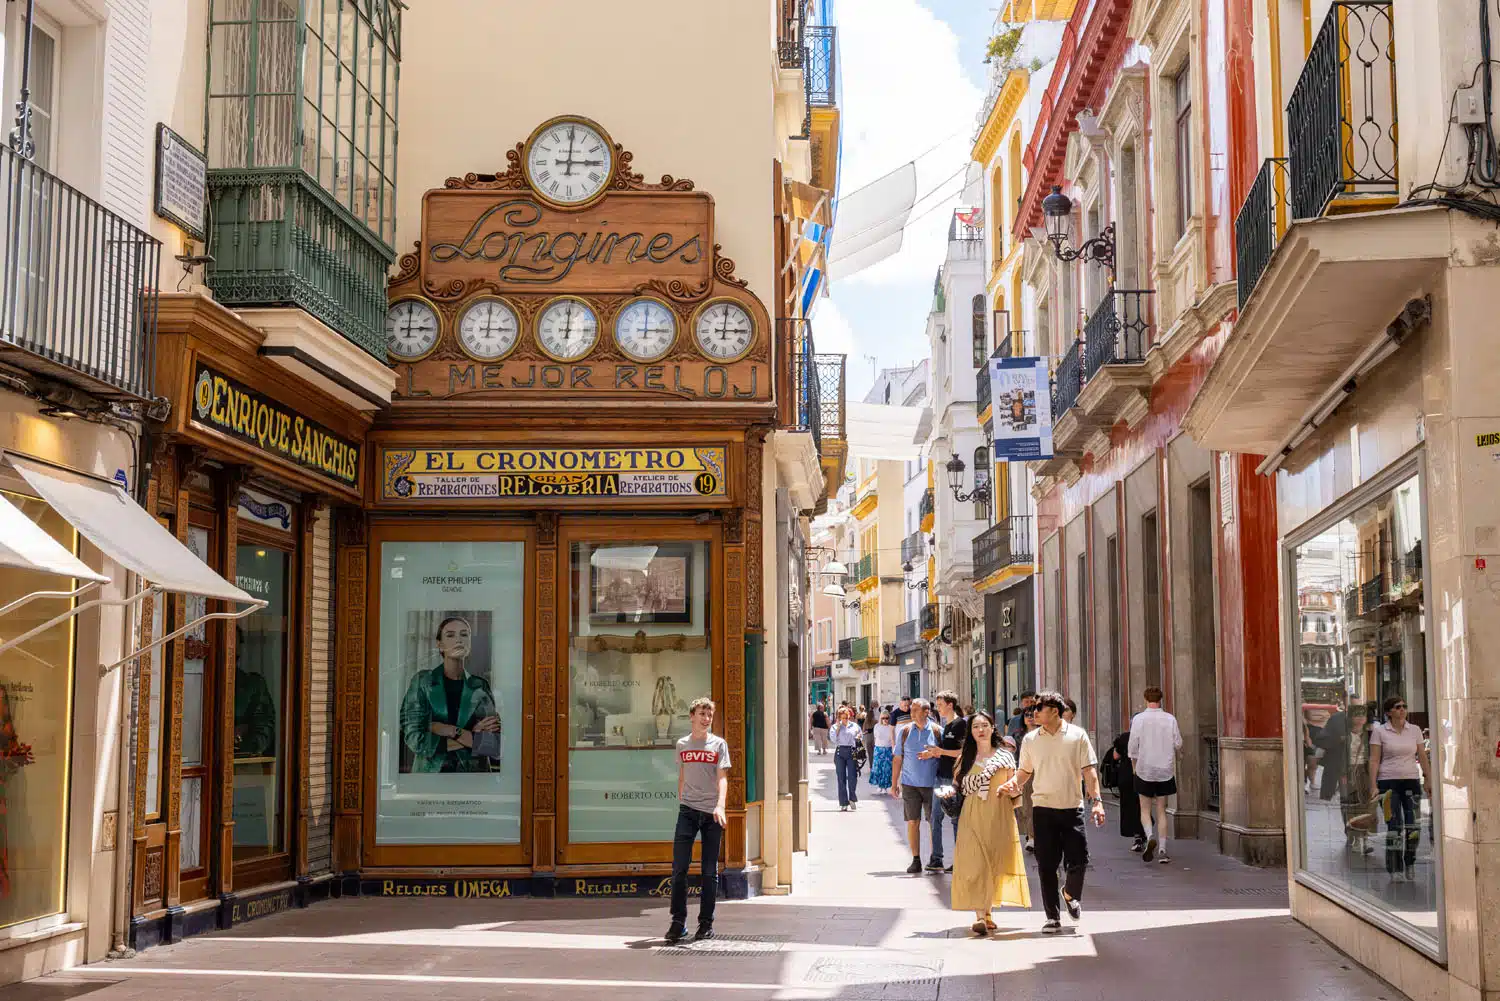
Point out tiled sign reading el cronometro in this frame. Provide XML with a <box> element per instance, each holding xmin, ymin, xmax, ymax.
<box><xmin>382</xmin><ymin>446</ymin><xmax>727</xmax><ymax>501</ymax></box>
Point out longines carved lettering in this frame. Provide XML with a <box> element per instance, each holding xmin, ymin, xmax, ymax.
<box><xmin>425</xmin><ymin>362</ymin><xmax>758</xmax><ymax>401</ymax></box>
<box><xmin>428</xmin><ymin>199</ymin><xmax>704</xmax><ymax>285</ymax></box>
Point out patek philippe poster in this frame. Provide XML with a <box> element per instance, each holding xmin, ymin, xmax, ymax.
<box><xmin>988</xmin><ymin>356</ymin><xmax>1054</xmax><ymax>461</ymax></box>
<box><xmin>376</xmin><ymin>541</ymin><xmax>524</xmax><ymax>845</ymax></box>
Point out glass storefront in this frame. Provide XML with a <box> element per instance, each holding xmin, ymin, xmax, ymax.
<box><xmin>179</xmin><ymin>524</ymin><xmax>212</xmax><ymax>881</ymax></box>
<box><xmin>1288</xmin><ymin>467</ymin><xmax>1438</xmax><ymax>953</ymax></box>
<box><xmin>567</xmin><ymin>540</ymin><xmax>711</xmax><ymax>844</ymax></box>
<box><xmin>376</xmin><ymin>540</ymin><xmax>526</xmax><ymax>844</ymax></box>
<box><xmin>232</xmin><ymin>546</ymin><xmax>289</xmax><ymax>860</ymax></box>
<box><xmin>0</xmin><ymin>491</ymin><xmax>76</xmax><ymax>928</ymax></box>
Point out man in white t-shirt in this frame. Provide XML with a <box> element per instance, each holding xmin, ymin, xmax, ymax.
<box><xmin>1127</xmin><ymin>686</ymin><xmax>1183</xmax><ymax>864</ymax></box>
<box><xmin>1000</xmin><ymin>690</ymin><xmax>1104</xmax><ymax>934</ymax></box>
<box><xmin>666</xmin><ymin>697</ymin><xmax>731</xmax><ymax>944</ymax></box>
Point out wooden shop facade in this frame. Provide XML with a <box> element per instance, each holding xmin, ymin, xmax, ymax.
<box><xmin>132</xmin><ymin>118</ymin><xmax>781</xmax><ymax>943</ymax></box>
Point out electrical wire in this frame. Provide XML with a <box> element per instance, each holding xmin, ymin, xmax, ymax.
<box><xmin>827</xmin><ymin>165</ymin><xmax>970</xmax><ymax>250</ymax></box>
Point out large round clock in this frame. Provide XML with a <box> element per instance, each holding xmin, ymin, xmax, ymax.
<box><xmin>614</xmin><ymin>296</ymin><xmax>677</xmax><ymax>362</ymax></box>
<box><xmin>535</xmin><ymin>296</ymin><xmax>600</xmax><ymax>362</ymax></box>
<box><xmin>693</xmin><ymin>299</ymin><xmax>756</xmax><ymax>362</ymax></box>
<box><xmin>524</xmin><ymin>116</ymin><xmax>615</xmax><ymax>209</ymax></box>
<box><xmin>457</xmin><ymin>296</ymin><xmax>520</xmax><ymax>361</ymax></box>
<box><xmin>386</xmin><ymin>298</ymin><xmax>440</xmax><ymax>361</ymax></box>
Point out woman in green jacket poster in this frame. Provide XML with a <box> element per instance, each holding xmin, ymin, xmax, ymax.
<box><xmin>399</xmin><ymin>616</ymin><xmax>502</xmax><ymax>773</ymax></box>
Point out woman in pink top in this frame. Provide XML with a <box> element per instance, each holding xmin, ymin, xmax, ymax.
<box><xmin>1367</xmin><ymin>696</ymin><xmax>1432</xmax><ymax>880</ymax></box>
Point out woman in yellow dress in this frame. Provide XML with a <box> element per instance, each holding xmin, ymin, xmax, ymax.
<box><xmin>949</xmin><ymin>711</ymin><xmax>1030</xmax><ymax>934</ymax></box>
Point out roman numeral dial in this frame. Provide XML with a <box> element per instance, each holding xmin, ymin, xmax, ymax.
<box><xmin>523</xmin><ymin>116</ymin><xmax>614</xmax><ymax>208</ymax></box>
<box><xmin>693</xmin><ymin>300</ymin><xmax>756</xmax><ymax>362</ymax></box>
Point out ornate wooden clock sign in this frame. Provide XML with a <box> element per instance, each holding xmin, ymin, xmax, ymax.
<box><xmin>387</xmin><ymin>115</ymin><xmax>772</xmax><ymax>404</ymax></box>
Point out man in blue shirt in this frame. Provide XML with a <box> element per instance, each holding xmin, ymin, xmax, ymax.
<box><xmin>890</xmin><ymin>698</ymin><xmax>943</xmax><ymax>874</ymax></box>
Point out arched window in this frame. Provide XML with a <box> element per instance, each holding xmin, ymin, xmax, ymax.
<box><xmin>973</xmin><ymin>445</ymin><xmax>992</xmax><ymax>521</ymax></box>
<box><xmin>972</xmin><ymin>294</ymin><xmax>987</xmax><ymax>368</ymax></box>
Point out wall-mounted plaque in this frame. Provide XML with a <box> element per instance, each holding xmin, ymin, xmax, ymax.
<box><xmin>153</xmin><ymin>124</ymin><xmax>207</xmax><ymax>241</ymax></box>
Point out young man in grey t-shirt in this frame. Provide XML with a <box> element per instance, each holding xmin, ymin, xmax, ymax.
<box><xmin>666</xmin><ymin>696</ymin><xmax>731</xmax><ymax>944</ymax></box>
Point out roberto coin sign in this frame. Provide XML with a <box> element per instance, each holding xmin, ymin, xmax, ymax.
<box><xmin>381</xmin><ymin>446</ymin><xmax>728</xmax><ymax>502</ymax></box>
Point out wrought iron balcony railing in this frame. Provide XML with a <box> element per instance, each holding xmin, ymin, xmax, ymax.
<box><xmin>1287</xmin><ymin>1</ymin><xmax>1397</xmax><ymax>220</ymax></box>
<box><xmin>901</xmin><ymin>530</ymin><xmax>924</xmax><ymax>565</ymax></box>
<box><xmin>1083</xmin><ymin>289</ymin><xmax>1153</xmax><ymax>381</ymax></box>
<box><xmin>973</xmin><ymin>515</ymin><xmax>1033</xmax><ymax>580</ymax></box>
<box><xmin>806</xmin><ymin>26</ymin><xmax>837</xmax><ymax>107</ymax></box>
<box><xmin>975</xmin><ymin>360</ymin><xmax>991</xmax><ymax>415</ymax></box>
<box><xmin>0</xmin><ymin>144</ymin><xmax>162</xmax><ymax>401</ymax></box>
<box><xmin>849</xmin><ymin>635</ymin><xmax>871</xmax><ymax>662</ymax></box>
<box><xmin>1051</xmin><ymin>337</ymin><xmax>1084</xmax><ymax>418</ymax></box>
<box><xmin>920</xmin><ymin>602</ymin><xmax>940</xmax><ymax>634</ymax></box>
<box><xmin>918</xmin><ymin>488</ymin><xmax>935</xmax><ymax>522</ymax></box>
<box><xmin>896</xmin><ymin>618</ymin><xmax>918</xmax><ymax>650</ymax></box>
<box><xmin>817</xmin><ymin>353</ymin><xmax>846</xmax><ymax>441</ymax></box>
<box><xmin>779</xmin><ymin>0</ymin><xmax>806</xmax><ymax>68</ymax></box>
<box><xmin>1401</xmin><ymin>542</ymin><xmax>1422</xmax><ymax>587</ymax></box>
<box><xmin>207</xmin><ymin>169</ymin><xmax>394</xmax><ymax>358</ymax></box>
<box><xmin>791</xmin><ymin>329</ymin><xmax>823</xmax><ymax>454</ymax></box>
<box><xmin>837</xmin><ymin>637</ymin><xmax>853</xmax><ymax>661</ymax></box>
<box><xmin>1359</xmin><ymin>573</ymin><xmax>1385</xmax><ymax>614</ymax></box>
<box><xmin>1235</xmin><ymin>158</ymin><xmax>1290</xmax><ymax>308</ymax></box>
<box><xmin>852</xmin><ymin>553</ymin><xmax>875</xmax><ymax>586</ymax></box>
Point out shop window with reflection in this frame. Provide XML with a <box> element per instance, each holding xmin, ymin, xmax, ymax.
<box><xmin>232</xmin><ymin>546</ymin><xmax>290</xmax><ymax>860</ymax></box>
<box><xmin>568</xmin><ymin>541</ymin><xmax>711</xmax><ymax>843</ymax></box>
<box><xmin>1291</xmin><ymin>471</ymin><xmax>1436</xmax><ymax>951</ymax></box>
<box><xmin>0</xmin><ymin>492</ymin><xmax>75</xmax><ymax>928</ymax></box>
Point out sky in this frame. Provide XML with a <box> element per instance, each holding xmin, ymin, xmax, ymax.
<box><xmin>815</xmin><ymin>0</ymin><xmax>996</xmax><ymax>402</ymax></box>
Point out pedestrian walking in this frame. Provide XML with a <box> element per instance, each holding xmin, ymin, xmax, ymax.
<box><xmin>918</xmin><ymin>690</ymin><xmax>966</xmax><ymax>872</ymax></box>
<box><xmin>1061</xmin><ymin>697</ymin><xmax>1077</xmax><ymax>723</ymax></box>
<box><xmin>1369</xmin><ymin>696</ymin><xmax>1431</xmax><ymax>880</ymax></box>
<box><xmin>999</xmin><ymin>691</ymin><xmax>1105</xmax><ymax>934</ymax></box>
<box><xmin>1005</xmin><ymin>692</ymin><xmax>1036</xmax><ymax>749</ymax></box>
<box><xmin>1340</xmin><ymin>703</ymin><xmax>1376</xmax><ymax>855</ymax></box>
<box><xmin>861</xmin><ymin>704</ymin><xmax>877</xmax><ymax>772</ymax></box>
<box><xmin>870</xmin><ymin>710</ymin><xmax>895</xmax><ymax>791</ymax></box>
<box><xmin>891</xmin><ymin>695</ymin><xmax>913</xmax><ymax>728</ymax></box>
<box><xmin>1102</xmin><ymin>731</ymin><xmax>1146</xmax><ymax>850</ymax></box>
<box><xmin>1015</xmin><ymin>704</ymin><xmax>1040</xmax><ymax>851</ymax></box>
<box><xmin>810</xmin><ymin>703</ymin><xmax>829</xmax><ymax>755</ymax></box>
<box><xmin>890</xmin><ymin>698</ymin><xmax>943</xmax><ymax>874</ymax></box>
<box><xmin>1128</xmin><ymin>687</ymin><xmax>1183</xmax><ymax>864</ymax></box>
<box><xmin>665</xmin><ymin>697</ymin><xmax>730</xmax><ymax>944</ymax></box>
<box><xmin>831</xmin><ymin>706</ymin><xmax>863</xmax><ymax>811</ymax></box>
<box><xmin>948</xmin><ymin>712</ymin><xmax>1029</xmax><ymax>935</ymax></box>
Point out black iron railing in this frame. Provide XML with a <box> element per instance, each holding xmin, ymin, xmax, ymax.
<box><xmin>837</xmin><ymin>637</ymin><xmax>853</xmax><ymax>661</ymax></box>
<box><xmin>1235</xmin><ymin>158</ymin><xmax>1290</xmax><ymax>308</ymax></box>
<box><xmin>807</xmin><ymin>26</ymin><xmax>837</xmax><ymax>107</ymax></box>
<box><xmin>779</xmin><ymin>0</ymin><xmax>806</xmax><ymax>68</ymax></box>
<box><xmin>1052</xmin><ymin>337</ymin><xmax>1084</xmax><ymax>418</ymax></box>
<box><xmin>816</xmin><ymin>353</ymin><xmax>846</xmax><ymax>440</ymax></box>
<box><xmin>973</xmin><ymin>515</ymin><xmax>1033</xmax><ymax>580</ymax></box>
<box><xmin>901</xmin><ymin>530</ymin><xmax>924</xmax><ymax>565</ymax></box>
<box><xmin>0</xmin><ymin>144</ymin><xmax>162</xmax><ymax>401</ymax></box>
<box><xmin>919</xmin><ymin>487</ymin><xmax>935</xmax><ymax>523</ymax></box>
<box><xmin>1360</xmin><ymin>573</ymin><xmax>1385</xmax><ymax>613</ymax></box>
<box><xmin>1083</xmin><ymin>289</ymin><xmax>1153</xmax><ymax>380</ymax></box>
<box><xmin>995</xmin><ymin>331</ymin><xmax>1024</xmax><ymax>360</ymax></box>
<box><xmin>896</xmin><ymin>618</ymin><xmax>918</xmax><ymax>650</ymax></box>
<box><xmin>976</xmin><ymin>360</ymin><xmax>992</xmax><ymax>416</ymax></box>
<box><xmin>920</xmin><ymin>602</ymin><xmax>940</xmax><ymax>634</ymax></box>
<box><xmin>1204</xmin><ymin>735</ymin><xmax>1220</xmax><ymax>811</ymax></box>
<box><xmin>791</xmin><ymin>329</ymin><xmax>822</xmax><ymax>454</ymax></box>
<box><xmin>1401</xmin><ymin>542</ymin><xmax>1422</xmax><ymax>586</ymax></box>
<box><xmin>1344</xmin><ymin>584</ymin><xmax>1359</xmax><ymax>622</ymax></box>
<box><xmin>1287</xmin><ymin>1</ymin><xmax>1397</xmax><ymax>220</ymax></box>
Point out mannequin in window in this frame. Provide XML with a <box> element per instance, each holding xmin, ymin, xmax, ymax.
<box><xmin>399</xmin><ymin>616</ymin><xmax>502</xmax><ymax>772</ymax></box>
<box><xmin>233</xmin><ymin>626</ymin><xmax>276</xmax><ymax>758</ymax></box>
<box><xmin>0</xmin><ymin>685</ymin><xmax>35</xmax><ymax>899</ymax></box>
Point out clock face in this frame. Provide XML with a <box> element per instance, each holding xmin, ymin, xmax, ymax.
<box><xmin>386</xmin><ymin>299</ymin><xmax>440</xmax><ymax>361</ymax></box>
<box><xmin>614</xmin><ymin>297</ymin><xmax>678</xmax><ymax>362</ymax></box>
<box><xmin>457</xmin><ymin>297</ymin><xmax>520</xmax><ymax>361</ymax></box>
<box><xmin>535</xmin><ymin>297</ymin><xmax>599</xmax><ymax>362</ymax></box>
<box><xmin>693</xmin><ymin>300</ymin><xmax>756</xmax><ymax>361</ymax></box>
<box><xmin>525</xmin><ymin>118</ymin><xmax>613</xmax><ymax>207</ymax></box>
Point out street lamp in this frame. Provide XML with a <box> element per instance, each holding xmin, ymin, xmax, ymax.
<box><xmin>944</xmin><ymin>454</ymin><xmax>990</xmax><ymax>505</ymax></box>
<box><xmin>1042</xmin><ymin>185</ymin><xmax>1115</xmax><ymax>276</ymax></box>
<box><xmin>901</xmin><ymin>559</ymin><xmax>928</xmax><ymax>591</ymax></box>
<box><xmin>821</xmin><ymin>580</ymin><xmax>861</xmax><ymax>609</ymax></box>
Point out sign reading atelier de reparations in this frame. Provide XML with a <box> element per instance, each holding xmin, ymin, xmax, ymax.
<box><xmin>987</xmin><ymin>356</ymin><xmax>1055</xmax><ymax>462</ymax></box>
<box><xmin>382</xmin><ymin>446</ymin><xmax>728</xmax><ymax>501</ymax></box>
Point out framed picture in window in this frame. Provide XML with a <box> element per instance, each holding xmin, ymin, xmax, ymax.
<box><xmin>589</xmin><ymin>543</ymin><xmax>693</xmax><ymax>624</ymax></box>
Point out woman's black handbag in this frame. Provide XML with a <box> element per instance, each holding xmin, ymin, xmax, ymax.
<box><xmin>853</xmin><ymin>740</ymin><xmax>868</xmax><ymax>768</ymax></box>
<box><xmin>937</xmin><ymin>783</ymin><xmax>964</xmax><ymax>819</ymax></box>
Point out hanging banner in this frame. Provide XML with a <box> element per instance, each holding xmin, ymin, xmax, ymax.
<box><xmin>987</xmin><ymin>357</ymin><xmax>1054</xmax><ymax>462</ymax></box>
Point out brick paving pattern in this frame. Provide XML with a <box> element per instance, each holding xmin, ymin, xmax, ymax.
<box><xmin>5</xmin><ymin>759</ymin><xmax>1409</xmax><ymax>1001</ymax></box>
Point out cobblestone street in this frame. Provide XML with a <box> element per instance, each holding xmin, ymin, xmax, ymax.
<box><xmin>6</xmin><ymin>759</ymin><xmax>1406</xmax><ymax>1001</ymax></box>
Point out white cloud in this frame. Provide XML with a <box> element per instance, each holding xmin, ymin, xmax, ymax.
<box><xmin>830</xmin><ymin>0</ymin><xmax>984</xmax><ymax>287</ymax></box>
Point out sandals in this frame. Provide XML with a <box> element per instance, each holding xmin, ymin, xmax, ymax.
<box><xmin>971</xmin><ymin>920</ymin><xmax>989</xmax><ymax>936</ymax></box>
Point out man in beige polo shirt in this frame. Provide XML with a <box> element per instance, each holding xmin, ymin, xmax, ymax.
<box><xmin>999</xmin><ymin>690</ymin><xmax>1105</xmax><ymax>933</ymax></box>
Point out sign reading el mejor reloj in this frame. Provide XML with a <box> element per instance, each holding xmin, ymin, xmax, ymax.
<box><xmin>192</xmin><ymin>363</ymin><xmax>361</xmax><ymax>487</ymax></box>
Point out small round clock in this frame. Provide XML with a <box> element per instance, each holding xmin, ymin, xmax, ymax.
<box><xmin>693</xmin><ymin>299</ymin><xmax>756</xmax><ymax>362</ymax></box>
<box><xmin>456</xmin><ymin>296</ymin><xmax>520</xmax><ymax>361</ymax></box>
<box><xmin>524</xmin><ymin>116</ymin><xmax>615</xmax><ymax>209</ymax></box>
<box><xmin>614</xmin><ymin>297</ymin><xmax>678</xmax><ymax>362</ymax></box>
<box><xmin>386</xmin><ymin>298</ymin><xmax>440</xmax><ymax>361</ymax></box>
<box><xmin>535</xmin><ymin>296</ymin><xmax>600</xmax><ymax>362</ymax></box>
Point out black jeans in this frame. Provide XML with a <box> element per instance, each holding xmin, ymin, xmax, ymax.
<box><xmin>835</xmin><ymin>745</ymin><xmax>859</xmax><ymax>806</ymax></box>
<box><xmin>1032</xmin><ymin>805</ymin><xmax>1089</xmax><ymax>920</ymax></box>
<box><xmin>1377</xmin><ymin>778</ymin><xmax>1422</xmax><ymax>872</ymax></box>
<box><xmin>671</xmin><ymin>805</ymin><xmax>723</xmax><ymax>928</ymax></box>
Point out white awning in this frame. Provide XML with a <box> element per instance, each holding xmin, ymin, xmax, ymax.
<box><xmin>0</xmin><ymin>490</ymin><xmax>108</xmax><ymax>582</ymax></box>
<box><xmin>7</xmin><ymin>455</ymin><xmax>252</xmax><ymax>603</ymax></box>
<box><xmin>845</xmin><ymin>402</ymin><xmax>925</xmax><ymax>460</ymax></box>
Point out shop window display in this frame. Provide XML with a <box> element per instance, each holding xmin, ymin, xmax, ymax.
<box><xmin>1290</xmin><ymin>470</ymin><xmax>1438</xmax><ymax>952</ymax></box>
<box><xmin>376</xmin><ymin>541</ymin><xmax>525</xmax><ymax>844</ymax></box>
<box><xmin>232</xmin><ymin>546</ymin><xmax>290</xmax><ymax>858</ymax></box>
<box><xmin>0</xmin><ymin>491</ymin><xmax>76</xmax><ymax>928</ymax></box>
<box><xmin>568</xmin><ymin>541</ymin><xmax>711</xmax><ymax>843</ymax></box>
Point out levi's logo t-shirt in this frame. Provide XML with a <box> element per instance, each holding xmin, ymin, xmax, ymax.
<box><xmin>677</xmin><ymin>733</ymin><xmax>732</xmax><ymax>814</ymax></box>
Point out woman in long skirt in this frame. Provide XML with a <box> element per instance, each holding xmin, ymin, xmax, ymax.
<box><xmin>869</xmin><ymin>710</ymin><xmax>895</xmax><ymax>791</ymax></box>
<box><xmin>949</xmin><ymin>711</ymin><xmax>1030</xmax><ymax>934</ymax></box>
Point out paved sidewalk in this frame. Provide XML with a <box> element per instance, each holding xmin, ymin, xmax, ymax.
<box><xmin>6</xmin><ymin>758</ymin><xmax>1406</xmax><ymax>1001</ymax></box>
